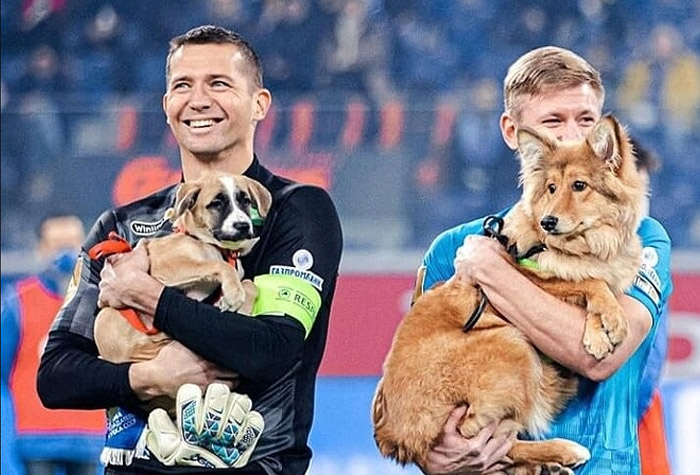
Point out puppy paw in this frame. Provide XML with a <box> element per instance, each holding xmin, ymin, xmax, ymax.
<box><xmin>537</xmin><ymin>463</ymin><xmax>575</xmax><ymax>475</ymax></box>
<box><xmin>217</xmin><ymin>291</ymin><xmax>245</xmax><ymax>312</ymax></box>
<box><xmin>583</xmin><ymin>326</ymin><xmax>613</xmax><ymax>360</ymax></box>
<box><xmin>600</xmin><ymin>310</ymin><xmax>629</xmax><ymax>347</ymax></box>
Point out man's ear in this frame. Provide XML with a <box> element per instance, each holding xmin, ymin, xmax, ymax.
<box><xmin>500</xmin><ymin>113</ymin><xmax>519</xmax><ymax>150</ymax></box>
<box><xmin>253</xmin><ymin>88</ymin><xmax>272</xmax><ymax>122</ymax></box>
<box><xmin>162</xmin><ymin>94</ymin><xmax>171</xmax><ymax>125</ymax></box>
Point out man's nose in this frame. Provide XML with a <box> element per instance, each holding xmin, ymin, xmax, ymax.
<box><xmin>189</xmin><ymin>84</ymin><xmax>212</xmax><ymax>109</ymax></box>
<box><xmin>557</xmin><ymin>120</ymin><xmax>585</xmax><ymax>141</ymax></box>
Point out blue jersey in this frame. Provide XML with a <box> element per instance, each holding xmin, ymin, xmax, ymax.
<box><xmin>421</xmin><ymin>210</ymin><xmax>672</xmax><ymax>475</ymax></box>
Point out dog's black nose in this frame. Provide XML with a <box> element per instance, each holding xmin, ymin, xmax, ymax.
<box><xmin>233</xmin><ymin>222</ymin><xmax>251</xmax><ymax>234</ymax></box>
<box><xmin>540</xmin><ymin>215</ymin><xmax>559</xmax><ymax>232</ymax></box>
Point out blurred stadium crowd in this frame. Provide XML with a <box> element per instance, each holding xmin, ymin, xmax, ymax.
<box><xmin>2</xmin><ymin>0</ymin><xmax>699</xmax><ymax>252</ymax></box>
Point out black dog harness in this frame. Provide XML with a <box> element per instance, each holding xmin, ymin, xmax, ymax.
<box><xmin>462</xmin><ymin>216</ymin><xmax>547</xmax><ymax>332</ymax></box>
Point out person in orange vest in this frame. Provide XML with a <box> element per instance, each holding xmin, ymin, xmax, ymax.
<box><xmin>1</xmin><ymin>213</ymin><xmax>105</xmax><ymax>475</ymax></box>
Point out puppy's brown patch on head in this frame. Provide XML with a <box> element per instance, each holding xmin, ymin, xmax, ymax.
<box><xmin>171</xmin><ymin>172</ymin><xmax>272</xmax><ymax>250</ymax></box>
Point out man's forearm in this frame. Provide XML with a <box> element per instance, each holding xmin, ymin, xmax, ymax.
<box><xmin>474</xmin><ymin>262</ymin><xmax>648</xmax><ymax>379</ymax></box>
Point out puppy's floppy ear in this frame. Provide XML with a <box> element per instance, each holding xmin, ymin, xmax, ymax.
<box><xmin>241</xmin><ymin>177</ymin><xmax>273</xmax><ymax>218</ymax></box>
<box><xmin>172</xmin><ymin>182</ymin><xmax>201</xmax><ymax>220</ymax></box>
<box><xmin>587</xmin><ymin>114</ymin><xmax>626</xmax><ymax>172</ymax></box>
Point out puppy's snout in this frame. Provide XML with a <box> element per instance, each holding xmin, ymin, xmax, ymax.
<box><xmin>540</xmin><ymin>215</ymin><xmax>559</xmax><ymax>233</ymax></box>
<box><xmin>233</xmin><ymin>222</ymin><xmax>251</xmax><ymax>234</ymax></box>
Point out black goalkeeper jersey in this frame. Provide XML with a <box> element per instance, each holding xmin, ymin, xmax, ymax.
<box><xmin>37</xmin><ymin>157</ymin><xmax>343</xmax><ymax>474</ymax></box>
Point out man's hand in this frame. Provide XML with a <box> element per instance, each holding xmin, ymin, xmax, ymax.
<box><xmin>421</xmin><ymin>407</ymin><xmax>514</xmax><ymax>475</ymax></box>
<box><xmin>130</xmin><ymin>341</ymin><xmax>239</xmax><ymax>401</ymax></box>
<box><xmin>146</xmin><ymin>383</ymin><xmax>264</xmax><ymax>468</ymax></box>
<box><xmin>97</xmin><ymin>241</ymin><xmax>163</xmax><ymax>320</ymax></box>
<box><xmin>453</xmin><ymin>235</ymin><xmax>511</xmax><ymax>286</ymax></box>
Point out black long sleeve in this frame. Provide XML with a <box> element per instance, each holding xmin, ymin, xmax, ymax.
<box><xmin>154</xmin><ymin>287</ymin><xmax>305</xmax><ymax>382</ymax></box>
<box><xmin>37</xmin><ymin>330</ymin><xmax>143</xmax><ymax>411</ymax></box>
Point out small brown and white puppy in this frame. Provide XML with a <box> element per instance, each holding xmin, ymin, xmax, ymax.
<box><xmin>94</xmin><ymin>172</ymin><xmax>272</xmax><ymax>371</ymax></box>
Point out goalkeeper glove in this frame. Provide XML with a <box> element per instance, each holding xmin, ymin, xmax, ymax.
<box><xmin>146</xmin><ymin>383</ymin><xmax>264</xmax><ymax>468</ymax></box>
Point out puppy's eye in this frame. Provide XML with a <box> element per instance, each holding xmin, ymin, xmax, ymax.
<box><xmin>237</xmin><ymin>192</ymin><xmax>252</xmax><ymax>207</ymax></box>
<box><xmin>206</xmin><ymin>193</ymin><xmax>227</xmax><ymax>209</ymax></box>
<box><xmin>548</xmin><ymin>183</ymin><xmax>556</xmax><ymax>194</ymax></box>
<box><xmin>572</xmin><ymin>181</ymin><xmax>588</xmax><ymax>192</ymax></box>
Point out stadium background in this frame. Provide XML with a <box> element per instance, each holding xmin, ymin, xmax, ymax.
<box><xmin>1</xmin><ymin>0</ymin><xmax>698</xmax><ymax>474</ymax></box>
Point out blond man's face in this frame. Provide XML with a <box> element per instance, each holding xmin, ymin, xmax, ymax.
<box><xmin>501</xmin><ymin>84</ymin><xmax>604</xmax><ymax>150</ymax></box>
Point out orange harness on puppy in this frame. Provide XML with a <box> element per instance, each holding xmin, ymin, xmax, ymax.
<box><xmin>88</xmin><ymin>231</ymin><xmax>239</xmax><ymax>335</ymax></box>
<box><xmin>88</xmin><ymin>232</ymin><xmax>159</xmax><ymax>335</ymax></box>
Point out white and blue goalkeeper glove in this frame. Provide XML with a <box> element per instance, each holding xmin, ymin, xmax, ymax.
<box><xmin>146</xmin><ymin>383</ymin><xmax>264</xmax><ymax>468</ymax></box>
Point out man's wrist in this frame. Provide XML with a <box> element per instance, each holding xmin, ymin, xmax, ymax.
<box><xmin>129</xmin><ymin>360</ymin><xmax>161</xmax><ymax>401</ymax></box>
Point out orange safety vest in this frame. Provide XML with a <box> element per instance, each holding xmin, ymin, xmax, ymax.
<box><xmin>639</xmin><ymin>390</ymin><xmax>671</xmax><ymax>475</ymax></box>
<box><xmin>9</xmin><ymin>277</ymin><xmax>105</xmax><ymax>434</ymax></box>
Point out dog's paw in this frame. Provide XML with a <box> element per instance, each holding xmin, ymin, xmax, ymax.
<box><xmin>537</xmin><ymin>463</ymin><xmax>575</xmax><ymax>475</ymax></box>
<box><xmin>217</xmin><ymin>292</ymin><xmax>245</xmax><ymax>312</ymax></box>
<box><xmin>600</xmin><ymin>310</ymin><xmax>629</xmax><ymax>347</ymax></box>
<box><xmin>583</xmin><ymin>327</ymin><xmax>613</xmax><ymax>360</ymax></box>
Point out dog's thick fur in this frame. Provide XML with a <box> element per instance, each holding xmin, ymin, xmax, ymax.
<box><xmin>93</xmin><ymin>172</ymin><xmax>272</xmax><ymax>409</ymax></box>
<box><xmin>372</xmin><ymin>116</ymin><xmax>645</xmax><ymax>474</ymax></box>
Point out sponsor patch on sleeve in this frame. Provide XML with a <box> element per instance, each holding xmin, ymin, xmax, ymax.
<box><xmin>269</xmin><ymin>265</ymin><xmax>324</xmax><ymax>291</ymax></box>
<box><xmin>633</xmin><ymin>273</ymin><xmax>661</xmax><ymax>306</ymax></box>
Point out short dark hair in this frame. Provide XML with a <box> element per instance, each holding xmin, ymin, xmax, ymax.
<box><xmin>165</xmin><ymin>25</ymin><xmax>263</xmax><ymax>89</ymax></box>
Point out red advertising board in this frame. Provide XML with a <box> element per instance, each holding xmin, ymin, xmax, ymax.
<box><xmin>320</xmin><ymin>272</ymin><xmax>700</xmax><ymax>377</ymax></box>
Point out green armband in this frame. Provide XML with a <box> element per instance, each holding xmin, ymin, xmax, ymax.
<box><xmin>251</xmin><ymin>274</ymin><xmax>322</xmax><ymax>337</ymax></box>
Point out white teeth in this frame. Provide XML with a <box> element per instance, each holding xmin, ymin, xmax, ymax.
<box><xmin>189</xmin><ymin>119</ymin><xmax>215</xmax><ymax>128</ymax></box>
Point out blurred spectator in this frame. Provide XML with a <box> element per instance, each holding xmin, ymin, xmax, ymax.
<box><xmin>1</xmin><ymin>213</ymin><xmax>104</xmax><ymax>475</ymax></box>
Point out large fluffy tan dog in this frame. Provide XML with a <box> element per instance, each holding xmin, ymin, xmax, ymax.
<box><xmin>93</xmin><ymin>172</ymin><xmax>272</xmax><ymax>392</ymax></box>
<box><xmin>372</xmin><ymin>116</ymin><xmax>645</xmax><ymax>474</ymax></box>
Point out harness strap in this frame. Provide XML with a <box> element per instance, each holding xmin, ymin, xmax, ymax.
<box><xmin>88</xmin><ymin>232</ymin><xmax>133</xmax><ymax>259</ymax></box>
<box><xmin>462</xmin><ymin>215</ymin><xmax>547</xmax><ymax>332</ymax></box>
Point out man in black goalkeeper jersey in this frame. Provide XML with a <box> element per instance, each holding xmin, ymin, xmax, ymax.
<box><xmin>37</xmin><ymin>25</ymin><xmax>343</xmax><ymax>475</ymax></box>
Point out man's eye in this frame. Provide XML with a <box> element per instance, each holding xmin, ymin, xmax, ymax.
<box><xmin>548</xmin><ymin>183</ymin><xmax>557</xmax><ymax>194</ymax></box>
<box><xmin>542</xmin><ymin>118</ymin><xmax>561</xmax><ymax>125</ymax></box>
<box><xmin>572</xmin><ymin>180</ymin><xmax>588</xmax><ymax>192</ymax></box>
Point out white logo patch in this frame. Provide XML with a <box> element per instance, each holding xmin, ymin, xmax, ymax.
<box><xmin>292</xmin><ymin>249</ymin><xmax>314</xmax><ymax>270</ymax></box>
<box><xmin>130</xmin><ymin>217</ymin><xmax>168</xmax><ymax>236</ymax></box>
<box><xmin>269</xmin><ymin>265</ymin><xmax>324</xmax><ymax>291</ymax></box>
<box><xmin>642</xmin><ymin>247</ymin><xmax>659</xmax><ymax>267</ymax></box>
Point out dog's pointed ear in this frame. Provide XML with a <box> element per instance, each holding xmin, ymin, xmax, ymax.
<box><xmin>242</xmin><ymin>177</ymin><xmax>273</xmax><ymax>218</ymax></box>
<box><xmin>517</xmin><ymin>127</ymin><xmax>555</xmax><ymax>166</ymax></box>
<box><xmin>587</xmin><ymin>115</ymin><xmax>626</xmax><ymax>171</ymax></box>
<box><xmin>172</xmin><ymin>182</ymin><xmax>201</xmax><ymax>220</ymax></box>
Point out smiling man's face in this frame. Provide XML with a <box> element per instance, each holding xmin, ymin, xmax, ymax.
<box><xmin>163</xmin><ymin>43</ymin><xmax>261</xmax><ymax>160</ymax></box>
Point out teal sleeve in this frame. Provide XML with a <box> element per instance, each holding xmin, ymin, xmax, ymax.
<box><xmin>625</xmin><ymin>218</ymin><xmax>673</xmax><ymax>322</ymax></box>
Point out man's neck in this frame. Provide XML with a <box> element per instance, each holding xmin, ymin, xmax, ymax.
<box><xmin>182</xmin><ymin>149</ymin><xmax>254</xmax><ymax>181</ymax></box>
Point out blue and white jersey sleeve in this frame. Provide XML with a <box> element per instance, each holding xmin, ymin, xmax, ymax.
<box><xmin>626</xmin><ymin>217</ymin><xmax>673</xmax><ymax>322</ymax></box>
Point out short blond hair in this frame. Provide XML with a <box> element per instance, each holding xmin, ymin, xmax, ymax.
<box><xmin>504</xmin><ymin>46</ymin><xmax>605</xmax><ymax>119</ymax></box>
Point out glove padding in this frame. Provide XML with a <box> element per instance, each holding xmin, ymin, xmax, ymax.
<box><xmin>146</xmin><ymin>383</ymin><xmax>264</xmax><ymax>468</ymax></box>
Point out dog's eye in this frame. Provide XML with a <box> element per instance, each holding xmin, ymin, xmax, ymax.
<box><xmin>572</xmin><ymin>181</ymin><xmax>588</xmax><ymax>192</ymax></box>
<box><xmin>237</xmin><ymin>192</ymin><xmax>252</xmax><ymax>207</ymax></box>
<box><xmin>206</xmin><ymin>193</ymin><xmax>227</xmax><ymax>209</ymax></box>
<box><xmin>548</xmin><ymin>184</ymin><xmax>556</xmax><ymax>194</ymax></box>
